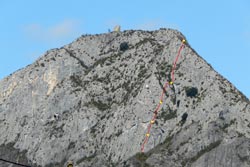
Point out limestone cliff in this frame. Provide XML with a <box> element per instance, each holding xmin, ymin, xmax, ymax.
<box><xmin>0</xmin><ymin>29</ymin><xmax>249</xmax><ymax>167</ymax></box>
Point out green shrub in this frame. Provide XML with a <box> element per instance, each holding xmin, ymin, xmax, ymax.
<box><xmin>185</xmin><ymin>87</ymin><xmax>198</xmax><ymax>98</ymax></box>
<box><xmin>120</xmin><ymin>42</ymin><xmax>129</xmax><ymax>51</ymax></box>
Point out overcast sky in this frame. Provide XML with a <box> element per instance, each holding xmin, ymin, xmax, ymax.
<box><xmin>0</xmin><ymin>0</ymin><xmax>249</xmax><ymax>97</ymax></box>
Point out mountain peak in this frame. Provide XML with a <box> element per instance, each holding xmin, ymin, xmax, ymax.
<box><xmin>0</xmin><ymin>29</ymin><xmax>249</xmax><ymax>167</ymax></box>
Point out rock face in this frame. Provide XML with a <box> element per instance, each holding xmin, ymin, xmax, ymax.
<box><xmin>0</xmin><ymin>29</ymin><xmax>250</xmax><ymax>167</ymax></box>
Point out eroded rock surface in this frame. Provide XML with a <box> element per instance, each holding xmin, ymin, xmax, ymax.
<box><xmin>0</xmin><ymin>29</ymin><xmax>249</xmax><ymax>167</ymax></box>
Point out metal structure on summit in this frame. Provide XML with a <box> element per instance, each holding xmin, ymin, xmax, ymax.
<box><xmin>141</xmin><ymin>39</ymin><xmax>186</xmax><ymax>153</ymax></box>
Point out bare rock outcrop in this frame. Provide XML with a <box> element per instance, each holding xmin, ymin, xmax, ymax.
<box><xmin>0</xmin><ymin>29</ymin><xmax>249</xmax><ymax>167</ymax></box>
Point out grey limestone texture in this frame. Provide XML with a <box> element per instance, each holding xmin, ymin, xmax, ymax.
<box><xmin>0</xmin><ymin>29</ymin><xmax>249</xmax><ymax>167</ymax></box>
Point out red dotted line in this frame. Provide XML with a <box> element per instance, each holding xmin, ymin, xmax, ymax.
<box><xmin>141</xmin><ymin>39</ymin><xmax>186</xmax><ymax>153</ymax></box>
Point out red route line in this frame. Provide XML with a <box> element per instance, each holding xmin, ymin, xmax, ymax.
<box><xmin>141</xmin><ymin>40</ymin><xmax>186</xmax><ymax>153</ymax></box>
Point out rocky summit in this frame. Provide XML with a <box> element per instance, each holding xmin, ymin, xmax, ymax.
<box><xmin>0</xmin><ymin>29</ymin><xmax>250</xmax><ymax>167</ymax></box>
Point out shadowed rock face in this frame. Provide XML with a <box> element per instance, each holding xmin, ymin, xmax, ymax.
<box><xmin>0</xmin><ymin>29</ymin><xmax>249</xmax><ymax>167</ymax></box>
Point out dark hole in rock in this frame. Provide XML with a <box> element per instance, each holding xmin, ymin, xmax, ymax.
<box><xmin>177</xmin><ymin>100</ymin><xmax>180</xmax><ymax>107</ymax></box>
<box><xmin>40</xmin><ymin>63</ymin><xmax>45</xmax><ymax>67</ymax></box>
<box><xmin>54</xmin><ymin>113</ymin><xmax>59</xmax><ymax>120</ymax></box>
<box><xmin>219</xmin><ymin>111</ymin><xmax>225</xmax><ymax>120</ymax></box>
<box><xmin>181</xmin><ymin>112</ymin><xmax>188</xmax><ymax>123</ymax></box>
<box><xmin>120</xmin><ymin>42</ymin><xmax>129</xmax><ymax>51</ymax></box>
<box><xmin>185</xmin><ymin>87</ymin><xmax>198</xmax><ymax>98</ymax></box>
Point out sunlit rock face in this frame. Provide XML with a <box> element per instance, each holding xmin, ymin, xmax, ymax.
<box><xmin>0</xmin><ymin>29</ymin><xmax>249</xmax><ymax>167</ymax></box>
